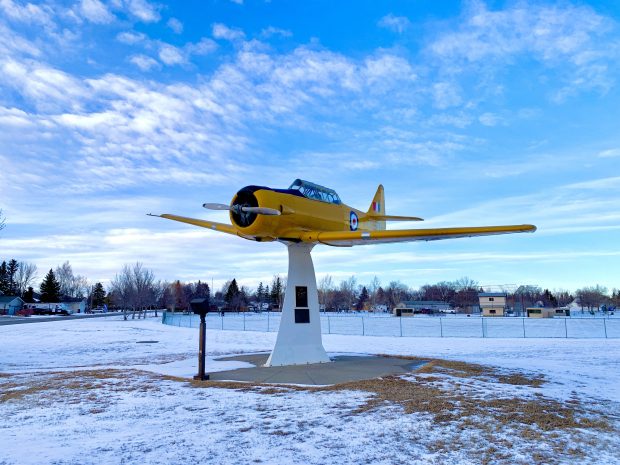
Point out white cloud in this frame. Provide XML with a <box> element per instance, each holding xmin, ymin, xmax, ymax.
<box><xmin>0</xmin><ymin>0</ymin><xmax>53</xmax><ymax>26</ymax></box>
<box><xmin>114</xmin><ymin>0</ymin><xmax>160</xmax><ymax>23</ymax></box>
<box><xmin>116</xmin><ymin>31</ymin><xmax>146</xmax><ymax>44</ymax></box>
<box><xmin>212</xmin><ymin>23</ymin><xmax>245</xmax><ymax>41</ymax></box>
<box><xmin>158</xmin><ymin>43</ymin><xmax>185</xmax><ymax>65</ymax></box>
<box><xmin>186</xmin><ymin>37</ymin><xmax>217</xmax><ymax>56</ymax></box>
<box><xmin>598</xmin><ymin>148</ymin><xmax>620</xmax><ymax>158</ymax></box>
<box><xmin>0</xmin><ymin>59</ymin><xmax>87</xmax><ymax>111</ymax></box>
<box><xmin>563</xmin><ymin>176</ymin><xmax>620</xmax><ymax>190</ymax></box>
<box><xmin>378</xmin><ymin>13</ymin><xmax>411</xmax><ymax>34</ymax></box>
<box><xmin>79</xmin><ymin>0</ymin><xmax>116</xmax><ymax>24</ymax></box>
<box><xmin>129</xmin><ymin>54</ymin><xmax>159</xmax><ymax>71</ymax></box>
<box><xmin>228</xmin><ymin>0</ymin><xmax>243</xmax><ymax>4</ymax></box>
<box><xmin>0</xmin><ymin>22</ymin><xmax>41</xmax><ymax>56</ymax></box>
<box><xmin>166</xmin><ymin>17</ymin><xmax>183</xmax><ymax>34</ymax></box>
<box><xmin>363</xmin><ymin>54</ymin><xmax>415</xmax><ymax>86</ymax></box>
<box><xmin>427</xmin><ymin>1</ymin><xmax>616</xmax><ymax>102</ymax></box>
<box><xmin>261</xmin><ymin>26</ymin><xmax>292</xmax><ymax>38</ymax></box>
<box><xmin>432</xmin><ymin>82</ymin><xmax>461</xmax><ymax>109</ymax></box>
<box><xmin>478</xmin><ymin>112</ymin><xmax>503</xmax><ymax>127</ymax></box>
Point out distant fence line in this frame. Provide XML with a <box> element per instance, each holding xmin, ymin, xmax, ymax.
<box><xmin>162</xmin><ymin>312</ymin><xmax>620</xmax><ymax>339</ymax></box>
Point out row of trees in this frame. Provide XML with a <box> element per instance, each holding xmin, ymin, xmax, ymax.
<box><xmin>0</xmin><ymin>259</ymin><xmax>93</xmax><ymax>303</ymax></box>
<box><xmin>2</xmin><ymin>253</ymin><xmax>619</xmax><ymax>314</ymax></box>
<box><xmin>0</xmin><ymin>259</ymin><xmax>38</xmax><ymax>298</ymax></box>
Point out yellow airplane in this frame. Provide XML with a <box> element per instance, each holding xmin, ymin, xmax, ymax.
<box><xmin>149</xmin><ymin>179</ymin><xmax>536</xmax><ymax>245</ymax></box>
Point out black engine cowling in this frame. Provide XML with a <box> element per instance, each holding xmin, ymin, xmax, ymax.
<box><xmin>230</xmin><ymin>188</ymin><xmax>258</xmax><ymax>228</ymax></box>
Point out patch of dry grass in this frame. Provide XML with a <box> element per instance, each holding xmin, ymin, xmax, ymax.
<box><xmin>2</xmin><ymin>359</ymin><xmax>616</xmax><ymax>465</ymax></box>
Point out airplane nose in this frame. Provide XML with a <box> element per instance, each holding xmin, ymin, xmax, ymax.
<box><xmin>231</xmin><ymin>188</ymin><xmax>259</xmax><ymax>228</ymax></box>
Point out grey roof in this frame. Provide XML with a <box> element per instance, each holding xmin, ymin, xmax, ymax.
<box><xmin>402</xmin><ymin>301</ymin><xmax>449</xmax><ymax>305</ymax></box>
<box><xmin>0</xmin><ymin>296</ymin><xmax>24</xmax><ymax>303</ymax></box>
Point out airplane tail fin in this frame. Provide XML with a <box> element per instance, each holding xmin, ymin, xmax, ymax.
<box><xmin>365</xmin><ymin>185</ymin><xmax>386</xmax><ymax>230</ymax></box>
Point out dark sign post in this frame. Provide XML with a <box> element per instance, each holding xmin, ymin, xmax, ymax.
<box><xmin>190</xmin><ymin>298</ymin><xmax>210</xmax><ymax>380</ymax></box>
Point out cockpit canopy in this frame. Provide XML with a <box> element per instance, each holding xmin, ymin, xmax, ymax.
<box><xmin>289</xmin><ymin>179</ymin><xmax>342</xmax><ymax>205</ymax></box>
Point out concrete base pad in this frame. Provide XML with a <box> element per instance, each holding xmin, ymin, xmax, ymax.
<box><xmin>210</xmin><ymin>353</ymin><xmax>426</xmax><ymax>386</ymax></box>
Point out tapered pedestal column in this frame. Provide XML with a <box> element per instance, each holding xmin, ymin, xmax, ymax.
<box><xmin>265</xmin><ymin>243</ymin><xmax>330</xmax><ymax>367</ymax></box>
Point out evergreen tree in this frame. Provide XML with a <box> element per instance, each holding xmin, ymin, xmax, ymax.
<box><xmin>0</xmin><ymin>261</ymin><xmax>8</xmax><ymax>294</ymax></box>
<box><xmin>356</xmin><ymin>286</ymin><xmax>369</xmax><ymax>310</ymax></box>
<box><xmin>376</xmin><ymin>286</ymin><xmax>386</xmax><ymax>306</ymax></box>
<box><xmin>194</xmin><ymin>280</ymin><xmax>210</xmax><ymax>300</ymax></box>
<box><xmin>225</xmin><ymin>279</ymin><xmax>240</xmax><ymax>310</ymax></box>
<box><xmin>40</xmin><ymin>269</ymin><xmax>61</xmax><ymax>302</ymax></box>
<box><xmin>7</xmin><ymin>259</ymin><xmax>18</xmax><ymax>295</ymax></box>
<box><xmin>256</xmin><ymin>282</ymin><xmax>264</xmax><ymax>308</ymax></box>
<box><xmin>270</xmin><ymin>276</ymin><xmax>283</xmax><ymax>309</ymax></box>
<box><xmin>92</xmin><ymin>282</ymin><xmax>106</xmax><ymax>308</ymax></box>
<box><xmin>23</xmin><ymin>286</ymin><xmax>34</xmax><ymax>303</ymax></box>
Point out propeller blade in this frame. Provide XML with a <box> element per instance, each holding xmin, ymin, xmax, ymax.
<box><xmin>242</xmin><ymin>207</ymin><xmax>281</xmax><ymax>216</ymax></box>
<box><xmin>203</xmin><ymin>203</ymin><xmax>231</xmax><ymax>211</ymax></box>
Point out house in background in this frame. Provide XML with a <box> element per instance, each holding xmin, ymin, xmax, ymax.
<box><xmin>527</xmin><ymin>307</ymin><xmax>555</xmax><ymax>318</ymax></box>
<box><xmin>393</xmin><ymin>301</ymin><xmax>452</xmax><ymax>316</ymax></box>
<box><xmin>0</xmin><ymin>296</ymin><xmax>25</xmax><ymax>315</ymax></box>
<box><xmin>61</xmin><ymin>297</ymin><xmax>87</xmax><ymax>314</ymax></box>
<box><xmin>479</xmin><ymin>292</ymin><xmax>507</xmax><ymax>317</ymax></box>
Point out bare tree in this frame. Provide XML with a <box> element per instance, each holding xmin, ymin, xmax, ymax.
<box><xmin>110</xmin><ymin>264</ymin><xmax>134</xmax><ymax>320</ymax></box>
<box><xmin>318</xmin><ymin>274</ymin><xmax>334</xmax><ymax>310</ymax></box>
<box><xmin>131</xmin><ymin>262</ymin><xmax>155</xmax><ymax>319</ymax></box>
<box><xmin>368</xmin><ymin>276</ymin><xmax>381</xmax><ymax>310</ymax></box>
<box><xmin>339</xmin><ymin>276</ymin><xmax>358</xmax><ymax>310</ymax></box>
<box><xmin>15</xmin><ymin>262</ymin><xmax>38</xmax><ymax>296</ymax></box>
<box><xmin>386</xmin><ymin>281</ymin><xmax>409</xmax><ymax>309</ymax></box>
<box><xmin>576</xmin><ymin>285</ymin><xmax>609</xmax><ymax>313</ymax></box>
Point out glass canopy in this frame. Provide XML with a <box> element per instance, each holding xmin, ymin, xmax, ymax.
<box><xmin>288</xmin><ymin>179</ymin><xmax>342</xmax><ymax>205</ymax></box>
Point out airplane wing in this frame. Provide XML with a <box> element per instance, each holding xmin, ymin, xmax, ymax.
<box><xmin>148</xmin><ymin>214</ymin><xmax>238</xmax><ymax>236</ymax></box>
<box><xmin>297</xmin><ymin>224</ymin><xmax>537</xmax><ymax>246</ymax></box>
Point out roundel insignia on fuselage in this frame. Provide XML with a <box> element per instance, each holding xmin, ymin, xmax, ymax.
<box><xmin>349</xmin><ymin>211</ymin><xmax>359</xmax><ymax>231</ymax></box>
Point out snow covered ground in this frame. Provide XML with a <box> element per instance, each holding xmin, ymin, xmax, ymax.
<box><xmin>1</xmin><ymin>316</ymin><xmax>619</xmax><ymax>464</ymax></box>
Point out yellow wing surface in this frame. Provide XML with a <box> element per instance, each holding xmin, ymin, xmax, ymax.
<box><xmin>149</xmin><ymin>214</ymin><xmax>535</xmax><ymax>246</ymax></box>
<box><xmin>148</xmin><ymin>214</ymin><xmax>238</xmax><ymax>236</ymax></box>
<box><xmin>297</xmin><ymin>224</ymin><xmax>537</xmax><ymax>246</ymax></box>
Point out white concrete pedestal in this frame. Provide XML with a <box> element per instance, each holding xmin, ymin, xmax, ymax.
<box><xmin>265</xmin><ymin>243</ymin><xmax>330</xmax><ymax>367</ymax></box>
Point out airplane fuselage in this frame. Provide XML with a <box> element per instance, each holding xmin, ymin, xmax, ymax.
<box><xmin>229</xmin><ymin>185</ymin><xmax>370</xmax><ymax>241</ymax></box>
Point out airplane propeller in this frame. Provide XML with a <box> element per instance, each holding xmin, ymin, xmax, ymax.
<box><xmin>203</xmin><ymin>203</ymin><xmax>281</xmax><ymax>216</ymax></box>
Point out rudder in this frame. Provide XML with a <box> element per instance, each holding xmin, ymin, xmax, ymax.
<box><xmin>366</xmin><ymin>185</ymin><xmax>386</xmax><ymax>231</ymax></box>
<box><xmin>367</xmin><ymin>184</ymin><xmax>385</xmax><ymax>216</ymax></box>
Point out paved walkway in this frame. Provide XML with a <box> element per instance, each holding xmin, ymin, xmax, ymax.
<box><xmin>209</xmin><ymin>354</ymin><xmax>427</xmax><ymax>385</ymax></box>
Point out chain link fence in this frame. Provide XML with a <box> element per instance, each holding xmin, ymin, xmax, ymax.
<box><xmin>162</xmin><ymin>312</ymin><xmax>620</xmax><ymax>339</ymax></box>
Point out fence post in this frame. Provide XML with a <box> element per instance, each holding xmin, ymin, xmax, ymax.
<box><xmin>564</xmin><ymin>317</ymin><xmax>568</xmax><ymax>338</ymax></box>
<box><xmin>440</xmin><ymin>317</ymin><xmax>443</xmax><ymax>337</ymax></box>
<box><xmin>243</xmin><ymin>312</ymin><xmax>246</xmax><ymax>331</ymax></box>
<box><xmin>328</xmin><ymin>315</ymin><xmax>331</xmax><ymax>334</ymax></box>
<box><xmin>481</xmin><ymin>317</ymin><xmax>484</xmax><ymax>338</ymax></box>
<box><xmin>399</xmin><ymin>316</ymin><xmax>403</xmax><ymax>337</ymax></box>
<box><xmin>267</xmin><ymin>311</ymin><xmax>270</xmax><ymax>332</ymax></box>
<box><xmin>603</xmin><ymin>318</ymin><xmax>608</xmax><ymax>339</ymax></box>
<box><xmin>522</xmin><ymin>317</ymin><xmax>526</xmax><ymax>338</ymax></box>
<box><xmin>221</xmin><ymin>313</ymin><xmax>224</xmax><ymax>330</ymax></box>
<box><xmin>362</xmin><ymin>316</ymin><xmax>365</xmax><ymax>336</ymax></box>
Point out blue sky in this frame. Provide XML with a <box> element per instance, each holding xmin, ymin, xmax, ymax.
<box><xmin>1</xmin><ymin>0</ymin><xmax>619</xmax><ymax>293</ymax></box>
